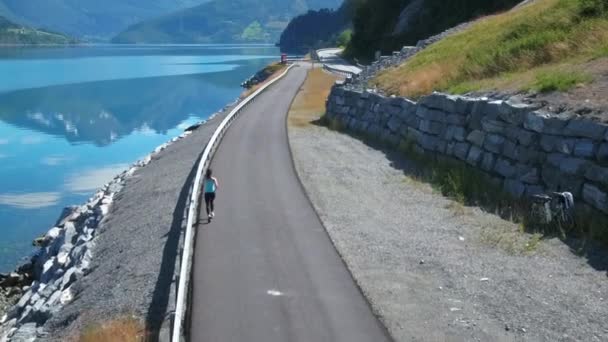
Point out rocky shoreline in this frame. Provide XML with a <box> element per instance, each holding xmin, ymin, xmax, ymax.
<box><xmin>0</xmin><ymin>97</ymin><xmax>235</xmax><ymax>340</ymax></box>
<box><xmin>0</xmin><ymin>132</ymin><xmax>188</xmax><ymax>340</ymax></box>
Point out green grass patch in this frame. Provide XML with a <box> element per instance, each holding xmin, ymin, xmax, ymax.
<box><xmin>396</xmin><ymin>138</ymin><xmax>521</xmax><ymax>217</ymax></box>
<box><xmin>479</xmin><ymin>227</ymin><xmax>545</xmax><ymax>255</ymax></box>
<box><xmin>448</xmin><ymin>82</ymin><xmax>484</xmax><ymax>95</ymax></box>
<box><xmin>593</xmin><ymin>44</ymin><xmax>608</xmax><ymax>58</ymax></box>
<box><xmin>532</xmin><ymin>70</ymin><xmax>593</xmax><ymax>92</ymax></box>
<box><xmin>524</xmin><ymin>233</ymin><xmax>544</xmax><ymax>253</ymax></box>
<box><xmin>373</xmin><ymin>0</ymin><xmax>608</xmax><ymax>97</ymax></box>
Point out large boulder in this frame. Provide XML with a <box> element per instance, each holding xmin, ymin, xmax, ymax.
<box><xmin>494</xmin><ymin>158</ymin><xmax>517</xmax><ymax>178</ymax></box>
<box><xmin>585</xmin><ymin>165</ymin><xmax>608</xmax><ymax>186</ymax></box>
<box><xmin>583</xmin><ymin>184</ymin><xmax>608</xmax><ymax>213</ymax></box>
<box><xmin>481</xmin><ymin>117</ymin><xmax>508</xmax><ymax>134</ymax></box>
<box><xmin>573</xmin><ymin>140</ymin><xmax>596</xmax><ymax>158</ymax></box>
<box><xmin>419</xmin><ymin>120</ymin><xmax>444</xmax><ymax>135</ymax></box>
<box><xmin>564</xmin><ymin>120</ymin><xmax>607</xmax><ymax>140</ymax></box>
<box><xmin>497</xmin><ymin>99</ymin><xmax>530</xmax><ymax>125</ymax></box>
<box><xmin>546</xmin><ymin>153</ymin><xmax>590</xmax><ymax>176</ymax></box>
<box><xmin>483</xmin><ymin>134</ymin><xmax>506</xmax><ymax>154</ymax></box>
<box><xmin>466</xmin><ymin>146</ymin><xmax>483</xmax><ymax>166</ymax></box>
<box><xmin>504</xmin><ymin>179</ymin><xmax>526</xmax><ymax>198</ymax></box>
<box><xmin>466</xmin><ymin>130</ymin><xmax>486</xmax><ymax>147</ymax></box>
<box><xmin>597</xmin><ymin>143</ymin><xmax>608</xmax><ymax>163</ymax></box>
<box><xmin>505</xmin><ymin>127</ymin><xmax>536</xmax><ymax>146</ymax></box>
<box><xmin>481</xmin><ymin>152</ymin><xmax>496</xmax><ymax>172</ymax></box>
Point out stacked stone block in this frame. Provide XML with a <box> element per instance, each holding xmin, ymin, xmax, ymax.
<box><xmin>326</xmin><ymin>86</ymin><xmax>608</xmax><ymax>215</ymax></box>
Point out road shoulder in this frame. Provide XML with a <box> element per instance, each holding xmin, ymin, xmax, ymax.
<box><xmin>287</xmin><ymin>68</ymin><xmax>608</xmax><ymax>342</ymax></box>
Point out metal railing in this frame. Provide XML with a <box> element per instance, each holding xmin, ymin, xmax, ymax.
<box><xmin>322</xmin><ymin>64</ymin><xmax>357</xmax><ymax>79</ymax></box>
<box><xmin>171</xmin><ymin>63</ymin><xmax>297</xmax><ymax>342</ymax></box>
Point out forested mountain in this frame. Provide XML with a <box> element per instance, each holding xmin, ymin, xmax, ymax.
<box><xmin>279</xmin><ymin>0</ymin><xmax>524</xmax><ymax>60</ymax></box>
<box><xmin>0</xmin><ymin>0</ymin><xmax>208</xmax><ymax>39</ymax></box>
<box><xmin>278</xmin><ymin>0</ymin><xmax>363</xmax><ymax>53</ymax></box>
<box><xmin>112</xmin><ymin>0</ymin><xmax>342</xmax><ymax>44</ymax></box>
<box><xmin>345</xmin><ymin>0</ymin><xmax>523</xmax><ymax>61</ymax></box>
<box><xmin>0</xmin><ymin>15</ymin><xmax>74</xmax><ymax>44</ymax></box>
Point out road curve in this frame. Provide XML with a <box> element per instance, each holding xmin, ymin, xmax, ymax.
<box><xmin>317</xmin><ymin>48</ymin><xmax>362</xmax><ymax>76</ymax></box>
<box><xmin>189</xmin><ymin>64</ymin><xmax>390</xmax><ymax>342</ymax></box>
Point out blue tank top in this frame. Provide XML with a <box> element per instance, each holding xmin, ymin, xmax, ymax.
<box><xmin>204</xmin><ymin>178</ymin><xmax>216</xmax><ymax>193</ymax></box>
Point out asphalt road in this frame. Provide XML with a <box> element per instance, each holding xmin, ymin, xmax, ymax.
<box><xmin>316</xmin><ymin>48</ymin><xmax>362</xmax><ymax>75</ymax></box>
<box><xmin>189</xmin><ymin>64</ymin><xmax>390</xmax><ymax>342</ymax></box>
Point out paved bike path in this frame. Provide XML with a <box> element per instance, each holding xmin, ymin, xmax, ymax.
<box><xmin>189</xmin><ymin>64</ymin><xmax>390</xmax><ymax>342</ymax></box>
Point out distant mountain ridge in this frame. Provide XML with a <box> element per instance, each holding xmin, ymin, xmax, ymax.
<box><xmin>112</xmin><ymin>0</ymin><xmax>342</xmax><ymax>44</ymax></box>
<box><xmin>0</xmin><ymin>15</ymin><xmax>74</xmax><ymax>44</ymax></box>
<box><xmin>0</xmin><ymin>0</ymin><xmax>209</xmax><ymax>39</ymax></box>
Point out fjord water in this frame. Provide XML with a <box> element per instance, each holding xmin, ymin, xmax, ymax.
<box><xmin>0</xmin><ymin>45</ymin><xmax>278</xmax><ymax>272</ymax></box>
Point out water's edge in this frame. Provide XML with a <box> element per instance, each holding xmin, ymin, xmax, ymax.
<box><xmin>0</xmin><ymin>93</ymin><xmax>240</xmax><ymax>339</ymax></box>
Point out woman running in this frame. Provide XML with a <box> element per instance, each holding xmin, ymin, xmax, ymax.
<box><xmin>203</xmin><ymin>169</ymin><xmax>219</xmax><ymax>221</ymax></box>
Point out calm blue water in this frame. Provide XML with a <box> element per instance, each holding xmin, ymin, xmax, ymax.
<box><xmin>0</xmin><ymin>45</ymin><xmax>279</xmax><ymax>272</ymax></box>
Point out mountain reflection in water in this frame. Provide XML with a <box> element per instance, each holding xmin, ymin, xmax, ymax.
<box><xmin>0</xmin><ymin>45</ymin><xmax>278</xmax><ymax>272</ymax></box>
<box><xmin>0</xmin><ymin>58</ymin><xmax>266</xmax><ymax>146</ymax></box>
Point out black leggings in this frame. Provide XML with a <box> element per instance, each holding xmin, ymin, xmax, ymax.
<box><xmin>204</xmin><ymin>192</ymin><xmax>216</xmax><ymax>214</ymax></box>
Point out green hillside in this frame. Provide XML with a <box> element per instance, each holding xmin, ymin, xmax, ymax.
<box><xmin>278</xmin><ymin>0</ymin><xmax>363</xmax><ymax>53</ymax></box>
<box><xmin>0</xmin><ymin>0</ymin><xmax>207</xmax><ymax>39</ymax></box>
<box><xmin>0</xmin><ymin>15</ymin><xmax>75</xmax><ymax>44</ymax></box>
<box><xmin>344</xmin><ymin>0</ymin><xmax>523</xmax><ymax>61</ymax></box>
<box><xmin>373</xmin><ymin>0</ymin><xmax>608</xmax><ymax>97</ymax></box>
<box><xmin>278</xmin><ymin>0</ymin><xmax>522</xmax><ymax>59</ymax></box>
<box><xmin>112</xmin><ymin>0</ymin><xmax>342</xmax><ymax>44</ymax></box>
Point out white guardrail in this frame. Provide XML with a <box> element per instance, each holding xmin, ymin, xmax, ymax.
<box><xmin>322</xmin><ymin>64</ymin><xmax>357</xmax><ymax>79</ymax></box>
<box><xmin>172</xmin><ymin>63</ymin><xmax>296</xmax><ymax>342</ymax></box>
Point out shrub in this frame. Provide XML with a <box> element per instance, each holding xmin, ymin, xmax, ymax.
<box><xmin>579</xmin><ymin>0</ymin><xmax>608</xmax><ymax>17</ymax></box>
<box><xmin>337</xmin><ymin>29</ymin><xmax>353</xmax><ymax>48</ymax></box>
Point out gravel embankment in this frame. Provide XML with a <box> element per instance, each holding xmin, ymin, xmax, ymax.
<box><xmin>38</xmin><ymin>107</ymin><xmax>232</xmax><ymax>341</ymax></box>
<box><xmin>0</xmin><ymin>297</ymin><xmax>11</xmax><ymax>322</ymax></box>
<box><xmin>289</xmin><ymin>124</ymin><xmax>608</xmax><ymax>342</ymax></box>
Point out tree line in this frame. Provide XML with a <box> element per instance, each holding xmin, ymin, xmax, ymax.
<box><xmin>280</xmin><ymin>0</ymin><xmax>523</xmax><ymax>62</ymax></box>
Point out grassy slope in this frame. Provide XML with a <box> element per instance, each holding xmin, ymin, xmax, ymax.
<box><xmin>373</xmin><ymin>0</ymin><xmax>608</xmax><ymax>97</ymax></box>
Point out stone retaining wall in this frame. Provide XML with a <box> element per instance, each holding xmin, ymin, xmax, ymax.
<box><xmin>325</xmin><ymin>86</ymin><xmax>608</xmax><ymax>216</ymax></box>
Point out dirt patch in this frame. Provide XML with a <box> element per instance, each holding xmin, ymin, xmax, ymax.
<box><xmin>75</xmin><ymin>317</ymin><xmax>146</xmax><ymax>342</ymax></box>
<box><xmin>288</xmin><ymin>66</ymin><xmax>340</xmax><ymax>128</ymax></box>
<box><xmin>523</xmin><ymin>58</ymin><xmax>608</xmax><ymax>122</ymax></box>
<box><xmin>288</xmin><ymin>123</ymin><xmax>608</xmax><ymax>341</ymax></box>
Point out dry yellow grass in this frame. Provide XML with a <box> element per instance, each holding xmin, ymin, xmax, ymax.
<box><xmin>77</xmin><ymin>317</ymin><xmax>147</xmax><ymax>342</ymax></box>
<box><xmin>288</xmin><ymin>67</ymin><xmax>340</xmax><ymax>128</ymax></box>
<box><xmin>445</xmin><ymin>201</ymin><xmax>472</xmax><ymax>217</ymax></box>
